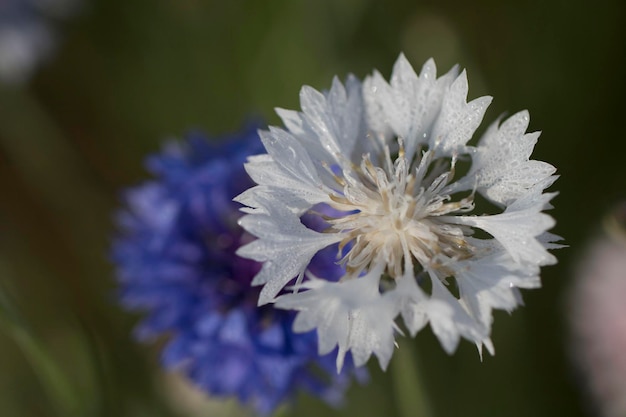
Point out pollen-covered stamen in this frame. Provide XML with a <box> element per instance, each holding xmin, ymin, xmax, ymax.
<box><xmin>324</xmin><ymin>139</ymin><xmax>476</xmax><ymax>278</ymax></box>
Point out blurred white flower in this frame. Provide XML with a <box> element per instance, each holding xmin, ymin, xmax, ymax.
<box><xmin>0</xmin><ymin>0</ymin><xmax>81</xmax><ymax>84</ymax></box>
<box><xmin>236</xmin><ymin>54</ymin><xmax>560</xmax><ymax>371</ymax></box>
<box><xmin>569</xmin><ymin>205</ymin><xmax>626</xmax><ymax>417</ymax></box>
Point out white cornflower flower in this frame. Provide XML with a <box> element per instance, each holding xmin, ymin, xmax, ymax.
<box><xmin>236</xmin><ymin>54</ymin><xmax>560</xmax><ymax>372</ymax></box>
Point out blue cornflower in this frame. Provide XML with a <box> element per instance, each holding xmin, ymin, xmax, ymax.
<box><xmin>112</xmin><ymin>125</ymin><xmax>361</xmax><ymax>415</ymax></box>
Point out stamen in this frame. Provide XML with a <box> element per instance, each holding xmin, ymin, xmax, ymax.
<box><xmin>382</xmin><ymin>144</ymin><xmax>394</xmax><ymax>174</ymax></box>
<box><xmin>322</xmin><ymin>136</ymin><xmax>476</xmax><ymax>281</ymax></box>
<box><xmin>397</xmin><ymin>137</ymin><xmax>406</xmax><ymax>161</ymax></box>
<box><xmin>321</xmin><ymin>160</ymin><xmax>346</xmax><ymax>187</ymax></box>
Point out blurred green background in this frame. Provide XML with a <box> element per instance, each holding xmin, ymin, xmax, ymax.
<box><xmin>1</xmin><ymin>0</ymin><xmax>625</xmax><ymax>416</ymax></box>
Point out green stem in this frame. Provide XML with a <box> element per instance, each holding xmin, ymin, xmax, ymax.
<box><xmin>0</xmin><ymin>280</ymin><xmax>82</xmax><ymax>417</ymax></box>
<box><xmin>391</xmin><ymin>341</ymin><xmax>434</xmax><ymax>417</ymax></box>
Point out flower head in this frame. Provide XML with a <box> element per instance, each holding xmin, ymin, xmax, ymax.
<box><xmin>236</xmin><ymin>54</ymin><xmax>560</xmax><ymax>371</ymax></box>
<box><xmin>112</xmin><ymin>125</ymin><xmax>358</xmax><ymax>415</ymax></box>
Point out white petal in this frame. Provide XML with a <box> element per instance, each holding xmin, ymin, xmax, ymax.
<box><xmin>429</xmin><ymin>70</ymin><xmax>492</xmax><ymax>156</ymax></box>
<box><xmin>362</xmin><ymin>70</ymin><xmax>394</xmax><ymax>146</ymax></box>
<box><xmin>237</xmin><ymin>197</ymin><xmax>342</xmax><ymax>304</ymax></box>
<box><xmin>386</xmin><ymin>54</ymin><xmax>421</xmax><ymax>143</ymax></box>
<box><xmin>444</xmin><ymin>190</ymin><xmax>557</xmax><ymax>267</ymax></box>
<box><xmin>427</xmin><ymin>277</ymin><xmax>490</xmax><ymax>353</ymax></box>
<box><xmin>363</xmin><ymin>55</ymin><xmax>459</xmax><ymax>162</ymax></box>
<box><xmin>394</xmin><ymin>273</ymin><xmax>430</xmax><ymax>336</ymax></box>
<box><xmin>278</xmin><ymin>75</ymin><xmax>364</xmax><ymax>169</ymax></box>
<box><xmin>259</xmin><ymin>127</ymin><xmax>331</xmax><ymax>192</ymax></box>
<box><xmin>455</xmin><ymin>111</ymin><xmax>557</xmax><ymax>206</ymax></box>
<box><xmin>453</xmin><ymin>246</ymin><xmax>536</xmax><ymax>329</ymax></box>
<box><xmin>538</xmin><ymin>231</ymin><xmax>567</xmax><ymax>250</ymax></box>
<box><xmin>275</xmin><ymin>266</ymin><xmax>398</xmax><ymax>372</ymax></box>
<box><xmin>235</xmin><ymin>185</ymin><xmax>314</xmax><ymax>215</ymax></box>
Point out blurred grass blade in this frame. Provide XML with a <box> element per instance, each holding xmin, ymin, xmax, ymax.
<box><xmin>0</xmin><ymin>278</ymin><xmax>82</xmax><ymax>417</ymax></box>
<box><xmin>391</xmin><ymin>341</ymin><xmax>434</xmax><ymax>417</ymax></box>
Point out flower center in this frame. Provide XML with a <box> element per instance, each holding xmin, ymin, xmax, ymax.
<box><xmin>324</xmin><ymin>141</ymin><xmax>475</xmax><ymax>279</ymax></box>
